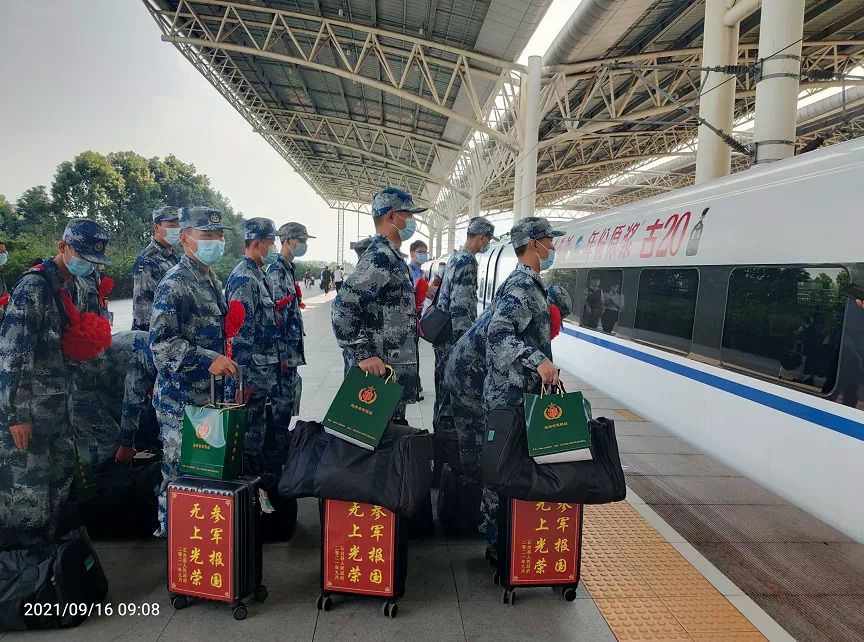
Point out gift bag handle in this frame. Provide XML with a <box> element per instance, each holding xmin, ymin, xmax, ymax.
<box><xmin>210</xmin><ymin>365</ymin><xmax>246</xmax><ymax>406</ymax></box>
<box><xmin>540</xmin><ymin>378</ymin><xmax>565</xmax><ymax>398</ymax></box>
<box><xmin>364</xmin><ymin>364</ymin><xmax>397</xmax><ymax>385</ymax></box>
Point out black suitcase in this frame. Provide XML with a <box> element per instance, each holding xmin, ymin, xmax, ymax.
<box><xmin>316</xmin><ymin>499</ymin><xmax>408</xmax><ymax>618</ymax></box>
<box><xmin>437</xmin><ymin>464</ymin><xmax>483</xmax><ymax>537</ymax></box>
<box><xmin>494</xmin><ymin>498</ymin><xmax>583</xmax><ymax>606</ymax></box>
<box><xmin>167</xmin><ymin>476</ymin><xmax>267</xmax><ymax>620</ymax></box>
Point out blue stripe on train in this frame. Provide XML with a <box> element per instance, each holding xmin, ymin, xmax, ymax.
<box><xmin>561</xmin><ymin>326</ymin><xmax>864</xmax><ymax>443</ymax></box>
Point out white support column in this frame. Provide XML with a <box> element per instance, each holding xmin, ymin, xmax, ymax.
<box><xmin>695</xmin><ymin>0</ymin><xmax>740</xmax><ymax>184</ymax></box>
<box><xmin>512</xmin><ymin>72</ymin><xmax>527</xmax><ymax>221</ymax></box>
<box><xmin>447</xmin><ymin>212</ymin><xmax>456</xmax><ymax>254</ymax></box>
<box><xmin>752</xmin><ymin>0</ymin><xmax>805</xmax><ymax>164</ymax></box>
<box><xmin>436</xmin><ymin>228</ymin><xmax>443</xmax><ymax>258</ymax></box>
<box><xmin>519</xmin><ymin>56</ymin><xmax>542</xmax><ymax>219</ymax></box>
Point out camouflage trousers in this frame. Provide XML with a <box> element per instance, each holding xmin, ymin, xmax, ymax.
<box><xmin>154</xmin><ymin>396</ymin><xmax>184</xmax><ymax>537</ymax></box>
<box><xmin>432</xmin><ymin>343</ymin><xmax>451</xmax><ymax>423</ymax></box>
<box><xmin>451</xmin><ymin>396</ymin><xmax>498</xmax><ymax>545</ymax></box>
<box><xmin>71</xmin><ymin>389</ymin><xmax>120</xmax><ymax>469</ymax></box>
<box><xmin>271</xmin><ymin>366</ymin><xmax>298</xmax><ymax>429</ymax></box>
<box><xmin>0</xmin><ymin>416</ymin><xmax>75</xmax><ymax>542</ymax></box>
<box><xmin>227</xmin><ymin>363</ymin><xmax>280</xmax><ymax>459</ymax></box>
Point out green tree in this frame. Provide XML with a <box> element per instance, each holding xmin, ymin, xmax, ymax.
<box><xmin>51</xmin><ymin>151</ymin><xmax>124</xmax><ymax>224</ymax></box>
<box><xmin>0</xmin><ymin>194</ymin><xmax>26</xmax><ymax>238</ymax></box>
<box><xmin>15</xmin><ymin>185</ymin><xmax>60</xmax><ymax>238</ymax></box>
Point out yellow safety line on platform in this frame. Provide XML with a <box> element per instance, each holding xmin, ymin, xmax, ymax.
<box><xmin>583</xmin><ymin>501</ymin><xmax>766</xmax><ymax>642</ymax></box>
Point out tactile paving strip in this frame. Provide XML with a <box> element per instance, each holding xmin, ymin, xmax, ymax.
<box><xmin>582</xmin><ymin>503</ymin><xmax>768</xmax><ymax>642</ymax></box>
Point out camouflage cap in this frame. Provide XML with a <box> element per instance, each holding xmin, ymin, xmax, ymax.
<box><xmin>351</xmin><ymin>236</ymin><xmax>373</xmax><ymax>257</ymax></box>
<box><xmin>63</xmin><ymin>219</ymin><xmax>111</xmax><ymax>264</ymax></box>
<box><xmin>547</xmin><ymin>284</ymin><xmax>573</xmax><ymax>318</ymax></box>
<box><xmin>179</xmin><ymin>206</ymin><xmax>227</xmax><ymax>231</ymax></box>
<box><xmin>371</xmin><ymin>187</ymin><xmax>427</xmax><ymax>217</ymax></box>
<box><xmin>277</xmin><ymin>222</ymin><xmax>316</xmax><ymax>241</ymax></box>
<box><xmin>152</xmin><ymin>206</ymin><xmax>180</xmax><ymax>223</ymax></box>
<box><xmin>509</xmin><ymin>216</ymin><xmax>564</xmax><ymax>248</ymax></box>
<box><xmin>244</xmin><ymin>217</ymin><xmax>277</xmax><ymax>241</ymax></box>
<box><xmin>467</xmin><ymin>216</ymin><xmax>497</xmax><ymax>240</ymax></box>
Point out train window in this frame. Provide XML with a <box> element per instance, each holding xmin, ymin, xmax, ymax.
<box><xmin>721</xmin><ymin>266</ymin><xmax>848</xmax><ymax>395</ymax></box>
<box><xmin>584</xmin><ymin>269</ymin><xmax>623</xmax><ymax>333</ymax></box>
<box><xmin>634</xmin><ymin>269</ymin><xmax>699</xmax><ymax>354</ymax></box>
<box><xmin>542</xmin><ymin>269</ymin><xmax>579</xmax><ymax>321</ymax></box>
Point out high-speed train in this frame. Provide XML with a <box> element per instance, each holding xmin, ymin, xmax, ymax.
<box><xmin>431</xmin><ymin>137</ymin><xmax>864</xmax><ymax>543</ymax></box>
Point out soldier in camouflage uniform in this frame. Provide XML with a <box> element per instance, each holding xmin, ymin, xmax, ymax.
<box><xmin>332</xmin><ymin>188</ymin><xmax>422</xmax><ymax>422</ymax></box>
<box><xmin>432</xmin><ymin>216</ymin><xmax>496</xmax><ymax>421</ymax></box>
<box><xmin>481</xmin><ymin>216</ymin><xmax>563</xmax><ymax>559</ymax></box>
<box><xmin>226</xmin><ymin>218</ymin><xmax>283</xmax><ymax>456</ymax></box>
<box><xmin>341</xmin><ymin>236</ymin><xmax>374</xmax><ymax>375</ymax></box>
<box><xmin>132</xmin><ymin>206</ymin><xmax>181</xmax><ymax>331</ymax></box>
<box><xmin>0</xmin><ymin>219</ymin><xmax>111</xmax><ymax>541</ymax></box>
<box><xmin>267</xmin><ymin>222</ymin><xmax>315</xmax><ymax>424</ymax></box>
<box><xmin>150</xmin><ymin>206</ymin><xmax>236</xmax><ymax>536</ymax></box>
<box><xmin>74</xmin><ymin>331</ymin><xmax>157</xmax><ymax>467</ymax></box>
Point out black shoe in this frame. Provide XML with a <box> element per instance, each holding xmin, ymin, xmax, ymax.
<box><xmin>485</xmin><ymin>545</ymin><xmax>498</xmax><ymax>567</ymax></box>
<box><xmin>418</xmin><ymin>395</ymin><xmax>425</xmax><ymax>401</ymax></box>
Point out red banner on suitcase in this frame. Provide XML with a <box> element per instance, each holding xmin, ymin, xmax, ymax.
<box><xmin>168</xmin><ymin>490</ymin><xmax>235</xmax><ymax>602</ymax></box>
<box><xmin>508</xmin><ymin>500</ymin><xmax>581</xmax><ymax>586</ymax></box>
<box><xmin>323</xmin><ymin>499</ymin><xmax>395</xmax><ymax>596</ymax></box>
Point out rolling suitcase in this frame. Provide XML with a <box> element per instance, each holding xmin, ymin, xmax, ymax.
<box><xmin>494</xmin><ymin>498</ymin><xmax>583</xmax><ymax>606</ymax></box>
<box><xmin>317</xmin><ymin>499</ymin><xmax>408</xmax><ymax>618</ymax></box>
<box><xmin>167</xmin><ymin>475</ymin><xmax>267</xmax><ymax>620</ymax></box>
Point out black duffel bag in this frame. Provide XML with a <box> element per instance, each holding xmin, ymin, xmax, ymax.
<box><xmin>482</xmin><ymin>406</ymin><xmax>626</xmax><ymax>504</ymax></box>
<box><xmin>278</xmin><ymin>421</ymin><xmax>433</xmax><ymax>517</ymax></box>
<box><xmin>1</xmin><ymin>527</ymin><xmax>108</xmax><ymax>632</ymax></box>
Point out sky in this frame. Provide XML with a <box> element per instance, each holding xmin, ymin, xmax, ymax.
<box><xmin>0</xmin><ymin>0</ymin><xmax>576</xmax><ymax>262</ymax></box>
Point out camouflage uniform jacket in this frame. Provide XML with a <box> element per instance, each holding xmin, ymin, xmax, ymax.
<box><xmin>0</xmin><ymin>260</ymin><xmax>92</xmax><ymax>433</ymax></box>
<box><xmin>483</xmin><ymin>263</ymin><xmax>551</xmax><ymax>410</ymax></box>
<box><xmin>437</xmin><ymin>248</ymin><xmax>479</xmax><ymax>348</ymax></box>
<box><xmin>443</xmin><ymin>307</ymin><xmax>493</xmax><ymax>408</ymax></box>
<box><xmin>79</xmin><ymin>331</ymin><xmax>155</xmax><ymax>447</ymax></box>
<box><xmin>132</xmin><ymin>240</ymin><xmax>179</xmax><ymax>331</ymax></box>
<box><xmin>149</xmin><ymin>256</ymin><xmax>227</xmax><ymax>403</ymax></box>
<box><xmin>226</xmin><ymin>257</ymin><xmax>281</xmax><ymax>369</ymax></box>
<box><xmin>331</xmin><ymin>234</ymin><xmax>418</xmax><ymax>399</ymax></box>
<box><xmin>267</xmin><ymin>255</ymin><xmax>305</xmax><ymax>367</ymax></box>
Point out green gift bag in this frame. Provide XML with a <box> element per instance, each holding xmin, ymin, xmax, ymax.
<box><xmin>323</xmin><ymin>366</ymin><xmax>404</xmax><ymax>450</ymax></box>
<box><xmin>524</xmin><ymin>384</ymin><xmax>594</xmax><ymax>464</ymax></box>
<box><xmin>73</xmin><ymin>436</ymin><xmax>97</xmax><ymax>500</ymax></box>
<box><xmin>179</xmin><ymin>371</ymin><xmax>248</xmax><ymax>479</ymax></box>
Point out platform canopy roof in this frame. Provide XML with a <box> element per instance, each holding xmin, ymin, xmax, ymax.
<box><xmin>144</xmin><ymin>0</ymin><xmax>554</xmax><ymax>230</ymax></box>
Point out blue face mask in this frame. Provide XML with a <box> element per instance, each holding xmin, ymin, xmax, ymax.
<box><xmin>66</xmin><ymin>255</ymin><xmax>95</xmax><ymax>277</ymax></box>
<box><xmin>0</xmin><ymin>253</ymin><xmax>7</xmax><ymax>266</ymax></box>
<box><xmin>163</xmin><ymin>227</ymin><xmax>181</xmax><ymax>246</ymax></box>
<box><xmin>416</xmin><ymin>252</ymin><xmax>428</xmax><ymax>264</ymax></box>
<box><xmin>479</xmin><ymin>242</ymin><xmax>490</xmax><ymax>254</ymax></box>
<box><xmin>292</xmin><ymin>242</ymin><xmax>308</xmax><ymax>258</ymax></box>
<box><xmin>396</xmin><ymin>216</ymin><xmax>416</xmax><ymax>242</ymax></box>
<box><xmin>537</xmin><ymin>243</ymin><xmax>556</xmax><ymax>271</ymax></box>
<box><xmin>262</xmin><ymin>245</ymin><xmax>279</xmax><ymax>266</ymax></box>
<box><xmin>193</xmin><ymin>239</ymin><xmax>225</xmax><ymax>266</ymax></box>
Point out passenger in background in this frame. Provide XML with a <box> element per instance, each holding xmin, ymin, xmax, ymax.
<box><xmin>432</xmin><ymin>217</ymin><xmax>496</xmax><ymax>424</ymax></box>
<box><xmin>482</xmin><ymin>216</ymin><xmax>562</xmax><ymax>561</ymax></box>
<box><xmin>0</xmin><ymin>219</ymin><xmax>111</xmax><ymax>541</ymax></box>
<box><xmin>320</xmin><ymin>266</ymin><xmax>332</xmax><ymax>294</ymax></box>
<box><xmin>408</xmin><ymin>240</ymin><xmax>428</xmax><ymax>286</ymax></box>
<box><xmin>132</xmin><ymin>206</ymin><xmax>181</xmax><ymax>332</ymax></box>
<box><xmin>149</xmin><ymin>206</ymin><xmax>236</xmax><ymax>537</ymax></box>
<box><xmin>269</xmin><ymin>222</ymin><xmax>314</xmax><ymax>423</ymax></box>
<box><xmin>226</xmin><ymin>218</ymin><xmax>283</xmax><ymax>458</ymax></box>
<box><xmin>426</xmin><ymin>261</ymin><xmax>447</xmax><ymax>302</ymax></box>
<box><xmin>601</xmin><ymin>283</ymin><xmax>622</xmax><ymax>333</ymax></box>
<box><xmin>332</xmin><ymin>187</ymin><xmax>421</xmax><ymax>422</ymax></box>
<box><xmin>332</xmin><ymin>265</ymin><xmax>345</xmax><ymax>292</ymax></box>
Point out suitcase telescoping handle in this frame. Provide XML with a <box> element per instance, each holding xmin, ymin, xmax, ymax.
<box><xmin>210</xmin><ymin>365</ymin><xmax>245</xmax><ymax>405</ymax></box>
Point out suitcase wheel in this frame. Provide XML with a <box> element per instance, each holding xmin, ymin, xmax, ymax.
<box><xmin>254</xmin><ymin>586</ymin><xmax>268</xmax><ymax>603</ymax></box>
<box><xmin>171</xmin><ymin>595</ymin><xmax>190</xmax><ymax>610</ymax></box>
<box><xmin>560</xmin><ymin>587</ymin><xmax>578</xmax><ymax>602</ymax></box>
<box><xmin>316</xmin><ymin>595</ymin><xmax>333</xmax><ymax>612</ymax></box>
<box><xmin>232</xmin><ymin>604</ymin><xmax>248</xmax><ymax>621</ymax></box>
<box><xmin>382</xmin><ymin>601</ymin><xmax>398</xmax><ymax>619</ymax></box>
<box><xmin>501</xmin><ymin>589</ymin><xmax>515</xmax><ymax>606</ymax></box>
<box><xmin>492</xmin><ymin>572</ymin><xmax>501</xmax><ymax>587</ymax></box>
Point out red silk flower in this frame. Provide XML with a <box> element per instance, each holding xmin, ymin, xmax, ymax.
<box><xmin>549</xmin><ymin>304</ymin><xmax>562</xmax><ymax>340</ymax></box>
<box><xmin>59</xmin><ymin>289</ymin><xmax>112</xmax><ymax>361</ymax></box>
<box><xmin>224</xmin><ymin>300</ymin><xmax>246</xmax><ymax>359</ymax></box>
<box><xmin>414</xmin><ymin>277</ymin><xmax>429</xmax><ymax>312</ymax></box>
<box><xmin>97</xmin><ymin>275</ymin><xmax>114</xmax><ymax>307</ymax></box>
<box><xmin>295</xmin><ymin>282</ymin><xmax>305</xmax><ymax>309</ymax></box>
<box><xmin>274</xmin><ymin>296</ymin><xmax>293</xmax><ymax>327</ymax></box>
<box><xmin>0</xmin><ymin>294</ymin><xmax>9</xmax><ymax>308</ymax></box>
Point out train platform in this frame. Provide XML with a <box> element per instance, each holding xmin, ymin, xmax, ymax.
<box><xmin>8</xmin><ymin>294</ymin><xmax>863</xmax><ymax>642</ymax></box>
